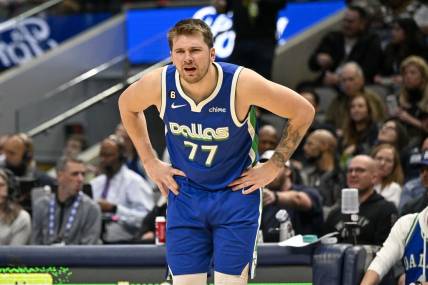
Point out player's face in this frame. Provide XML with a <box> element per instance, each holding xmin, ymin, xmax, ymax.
<box><xmin>171</xmin><ymin>33</ymin><xmax>215</xmax><ymax>84</ymax></box>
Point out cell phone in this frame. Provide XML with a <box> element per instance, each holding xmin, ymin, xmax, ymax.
<box><xmin>386</xmin><ymin>95</ymin><xmax>398</xmax><ymax>116</ymax></box>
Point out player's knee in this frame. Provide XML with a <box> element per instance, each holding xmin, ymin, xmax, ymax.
<box><xmin>214</xmin><ymin>264</ymin><xmax>249</xmax><ymax>285</ymax></box>
<box><xmin>172</xmin><ymin>273</ymin><xmax>207</xmax><ymax>285</ymax></box>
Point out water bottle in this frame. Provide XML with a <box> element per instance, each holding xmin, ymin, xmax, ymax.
<box><xmin>276</xmin><ymin>209</ymin><xmax>295</xmax><ymax>242</ymax></box>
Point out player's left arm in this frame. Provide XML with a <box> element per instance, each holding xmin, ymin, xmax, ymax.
<box><xmin>229</xmin><ymin>68</ymin><xmax>315</xmax><ymax>194</ymax></box>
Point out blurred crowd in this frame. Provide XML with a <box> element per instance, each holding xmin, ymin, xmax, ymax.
<box><xmin>0</xmin><ymin>0</ymin><xmax>427</xmax><ymax>273</ymax></box>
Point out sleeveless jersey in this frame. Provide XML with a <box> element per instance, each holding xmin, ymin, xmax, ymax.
<box><xmin>159</xmin><ymin>62</ymin><xmax>258</xmax><ymax>190</ymax></box>
<box><xmin>403</xmin><ymin>215</ymin><xmax>427</xmax><ymax>284</ymax></box>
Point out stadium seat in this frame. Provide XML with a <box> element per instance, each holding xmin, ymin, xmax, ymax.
<box><xmin>342</xmin><ymin>245</ymin><xmax>367</xmax><ymax>285</ymax></box>
<box><xmin>312</xmin><ymin>243</ymin><xmax>351</xmax><ymax>285</ymax></box>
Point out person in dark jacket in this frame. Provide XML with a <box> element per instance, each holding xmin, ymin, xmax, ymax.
<box><xmin>323</xmin><ymin>155</ymin><xmax>398</xmax><ymax>246</ymax></box>
<box><xmin>308</xmin><ymin>5</ymin><xmax>382</xmax><ymax>86</ymax></box>
<box><xmin>260</xmin><ymin>150</ymin><xmax>323</xmax><ymax>242</ymax></box>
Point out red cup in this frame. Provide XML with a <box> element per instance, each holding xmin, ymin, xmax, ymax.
<box><xmin>155</xmin><ymin>216</ymin><xmax>166</xmax><ymax>245</ymax></box>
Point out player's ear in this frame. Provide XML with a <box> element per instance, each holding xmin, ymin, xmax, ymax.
<box><xmin>210</xmin><ymin>48</ymin><xmax>216</xmax><ymax>61</ymax></box>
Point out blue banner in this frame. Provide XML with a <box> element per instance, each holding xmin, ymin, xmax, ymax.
<box><xmin>126</xmin><ymin>1</ymin><xmax>345</xmax><ymax>64</ymax></box>
<box><xmin>0</xmin><ymin>13</ymin><xmax>111</xmax><ymax>69</ymax></box>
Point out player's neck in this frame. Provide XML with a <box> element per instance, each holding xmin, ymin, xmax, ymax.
<box><xmin>181</xmin><ymin>63</ymin><xmax>218</xmax><ymax>104</ymax></box>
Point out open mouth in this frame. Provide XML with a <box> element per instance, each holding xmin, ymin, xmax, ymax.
<box><xmin>184</xmin><ymin>67</ymin><xmax>196</xmax><ymax>72</ymax></box>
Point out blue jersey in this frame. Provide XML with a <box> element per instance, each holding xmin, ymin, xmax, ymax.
<box><xmin>159</xmin><ymin>62</ymin><xmax>258</xmax><ymax>190</ymax></box>
<box><xmin>403</xmin><ymin>215</ymin><xmax>427</xmax><ymax>284</ymax></box>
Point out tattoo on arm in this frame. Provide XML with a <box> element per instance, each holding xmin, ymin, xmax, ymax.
<box><xmin>272</xmin><ymin>120</ymin><xmax>304</xmax><ymax>168</ymax></box>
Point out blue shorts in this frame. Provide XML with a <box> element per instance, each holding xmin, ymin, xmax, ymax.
<box><xmin>166</xmin><ymin>177</ymin><xmax>262</xmax><ymax>277</ymax></box>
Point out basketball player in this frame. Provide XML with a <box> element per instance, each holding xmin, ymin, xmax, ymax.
<box><xmin>361</xmin><ymin>152</ymin><xmax>428</xmax><ymax>285</ymax></box>
<box><xmin>361</xmin><ymin>207</ymin><xmax>428</xmax><ymax>285</ymax></box>
<box><xmin>119</xmin><ymin>19</ymin><xmax>314</xmax><ymax>285</ymax></box>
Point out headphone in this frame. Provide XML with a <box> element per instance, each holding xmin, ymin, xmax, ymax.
<box><xmin>0</xmin><ymin>168</ymin><xmax>19</xmax><ymax>200</ymax></box>
<box><xmin>106</xmin><ymin>134</ymin><xmax>126</xmax><ymax>163</ymax></box>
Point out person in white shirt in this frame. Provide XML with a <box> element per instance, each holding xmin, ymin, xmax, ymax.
<box><xmin>90</xmin><ymin>135</ymin><xmax>154</xmax><ymax>243</ymax></box>
<box><xmin>361</xmin><ymin>206</ymin><xmax>428</xmax><ymax>285</ymax></box>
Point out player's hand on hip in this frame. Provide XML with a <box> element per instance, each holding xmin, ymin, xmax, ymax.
<box><xmin>144</xmin><ymin>158</ymin><xmax>186</xmax><ymax>196</ymax></box>
<box><xmin>228</xmin><ymin>160</ymin><xmax>281</xmax><ymax>194</ymax></box>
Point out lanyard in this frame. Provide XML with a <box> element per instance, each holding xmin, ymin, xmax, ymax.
<box><xmin>48</xmin><ymin>191</ymin><xmax>83</xmax><ymax>242</ymax></box>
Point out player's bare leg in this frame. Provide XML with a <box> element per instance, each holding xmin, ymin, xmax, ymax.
<box><xmin>173</xmin><ymin>273</ymin><xmax>207</xmax><ymax>285</ymax></box>
<box><xmin>214</xmin><ymin>264</ymin><xmax>249</xmax><ymax>285</ymax></box>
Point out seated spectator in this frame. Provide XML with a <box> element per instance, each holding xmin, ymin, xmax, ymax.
<box><xmin>340</xmin><ymin>94</ymin><xmax>380</xmax><ymax>162</ymax></box>
<box><xmin>302</xmin><ymin>129</ymin><xmax>345</xmax><ymax>209</ymax></box>
<box><xmin>325</xmin><ymin>62</ymin><xmax>386</xmax><ymax>131</ymax></box>
<box><xmin>400</xmin><ymin>150</ymin><xmax>428</xmax><ymax>216</ymax></box>
<box><xmin>0</xmin><ymin>169</ymin><xmax>31</xmax><ymax>245</ymax></box>
<box><xmin>292</xmin><ymin>87</ymin><xmax>336</xmax><ymax>165</ymax></box>
<box><xmin>361</xmin><ymin>205</ymin><xmax>428</xmax><ymax>285</ymax></box>
<box><xmin>135</xmin><ymin>195</ymin><xmax>167</xmax><ymax>244</ymax></box>
<box><xmin>260</xmin><ymin>150</ymin><xmax>323</xmax><ymax>242</ymax></box>
<box><xmin>298</xmin><ymin>87</ymin><xmax>322</xmax><ymax>121</ymax></box>
<box><xmin>371</xmin><ymin>143</ymin><xmax>404</xmax><ymax>208</ymax></box>
<box><xmin>396</xmin><ymin>56</ymin><xmax>428</xmax><ymax>143</ymax></box>
<box><xmin>376</xmin><ymin>118</ymin><xmax>408</xmax><ymax>154</ymax></box>
<box><xmin>0</xmin><ymin>134</ymin><xmax>8</xmax><ymax>156</ymax></box>
<box><xmin>90</xmin><ymin>135</ymin><xmax>154</xmax><ymax>243</ymax></box>
<box><xmin>308</xmin><ymin>5</ymin><xmax>382</xmax><ymax>86</ymax></box>
<box><xmin>258</xmin><ymin>124</ymin><xmax>279</xmax><ymax>156</ymax></box>
<box><xmin>298</xmin><ymin>88</ymin><xmax>335</xmax><ymax>132</ymax></box>
<box><xmin>0</xmin><ymin>133</ymin><xmax>55</xmax><ymax>187</ymax></box>
<box><xmin>374</xmin><ymin>18</ymin><xmax>428</xmax><ymax>89</ymax></box>
<box><xmin>31</xmin><ymin>157</ymin><xmax>101</xmax><ymax>245</ymax></box>
<box><xmin>404</xmin><ymin>135</ymin><xmax>428</xmax><ymax>182</ymax></box>
<box><xmin>63</xmin><ymin>134</ymin><xmax>87</xmax><ymax>158</ymax></box>
<box><xmin>414</xmin><ymin>3</ymin><xmax>428</xmax><ymax>38</ymax></box>
<box><xmin>323</xmin><ymin>155</ymin><xmax>398</xmax><ymax>245</ymax></box>
<box><xmin>0</xmin><ymin>133</ymin><xmax>56</xmax><ymax>213</ymax></box>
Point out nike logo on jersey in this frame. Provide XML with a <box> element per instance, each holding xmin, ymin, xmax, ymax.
<box><xmin>171</xmin><ymin>103</ymin><xmax>187</xmax><ymax>109</ymax></box>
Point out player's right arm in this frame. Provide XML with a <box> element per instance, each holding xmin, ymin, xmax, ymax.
<box><xmin>118</xmin><ymin>68</ymin><xmax>185</xmax><ymax>196</ymax></box>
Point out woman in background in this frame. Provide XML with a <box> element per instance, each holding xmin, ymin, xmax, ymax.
<box><xmin>0</xmin><ymin>169</ymin><xmax>31</xmax><ymax>245</ymax></box>
<box><xmin>340</xmin><ymin>94</ymin><xmax>379</xmax><ymax>167</ymax></box>
<box><xmin>396</xmin><ymin>56</ymin><xmax>428</xmax><ymax>143</ymax></box>
<box><xmin>375</xmin><ymin>18</ymin><xmax>427</xmax><ymax>88</ymax></box>
<box><xmin>371</xmin><ymin>143</ymin><xmax>403</xmax><ymax>208</ymax></box>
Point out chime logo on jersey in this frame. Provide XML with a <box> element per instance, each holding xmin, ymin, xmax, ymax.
<box><xmin>169</xmin><ymin>122</ymin><xmax>229</xmax><ymax>141</ymax></box>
